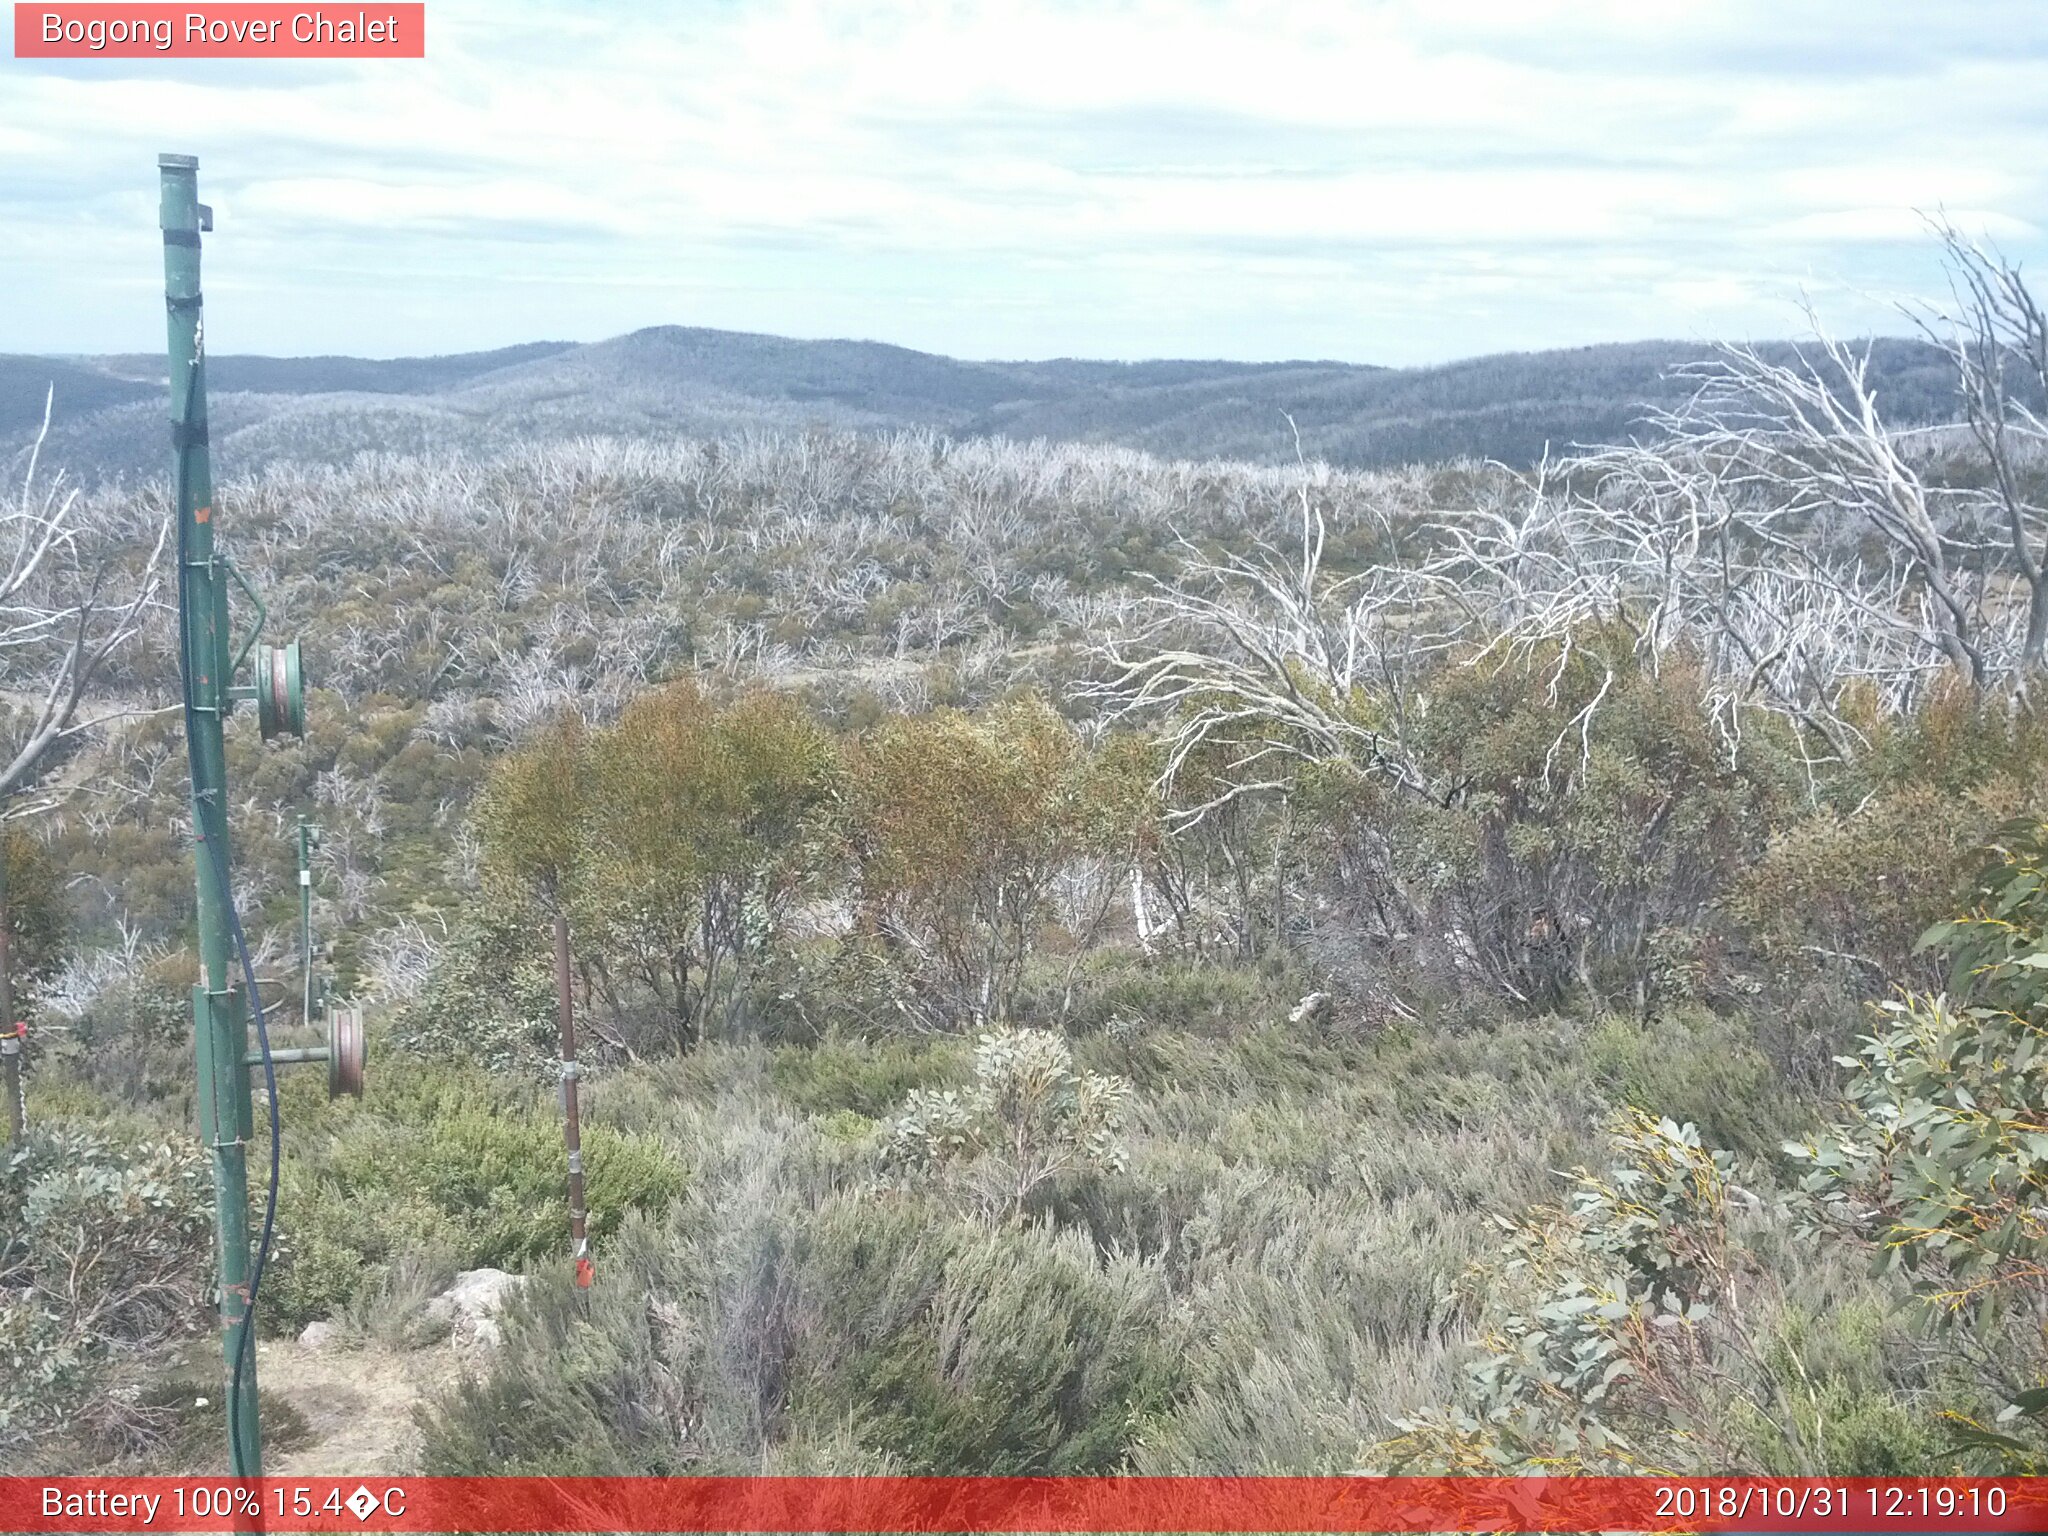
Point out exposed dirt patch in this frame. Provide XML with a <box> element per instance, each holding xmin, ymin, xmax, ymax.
<box><xmin>258</xmin><ymin>1337</ymin><xmax>466</xmax><ymax>1476</ymax></box>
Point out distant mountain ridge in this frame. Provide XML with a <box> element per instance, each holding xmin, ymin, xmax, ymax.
<box><xmin>3</xmin><ymin>325</ymin><xmax>1960</xmax><ymax>482</ymax></box>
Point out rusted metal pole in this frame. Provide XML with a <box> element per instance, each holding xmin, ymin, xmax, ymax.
<box><xmin>0</xmin><ymin>1026</ymin><xmax>19</xmax><ymax>1149</ymax></box>
<box><xmin>1</xmin><ymin>841</ymin><xmax>20</xmax><ymax>1148</ymax></box>
<box><xmin>554</xmin><ymin>911</ymin><xmax>591</xmax><ymax>1289</ymax></box>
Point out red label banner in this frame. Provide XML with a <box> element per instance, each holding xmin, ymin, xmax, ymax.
<box><xmin>1</xmin><ymin>1476</ymin><xmax>2044</xmax><ymax>1533</ymax></box>
<box><xmin>13</xmin><ymin>4</ymin><xmax>424</xmax><ymax>57</ymax></box>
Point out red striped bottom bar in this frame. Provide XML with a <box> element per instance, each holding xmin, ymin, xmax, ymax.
<box><xmin>7</xmin><ymin>1476</ymin><xmax>2046</xmax><ymax>1533</ymax></box>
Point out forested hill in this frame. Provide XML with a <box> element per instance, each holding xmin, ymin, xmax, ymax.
<box><xmin>4</xmin><ymin>328</ymin><xmax>1957</xmax><ymax>481</ymax></box>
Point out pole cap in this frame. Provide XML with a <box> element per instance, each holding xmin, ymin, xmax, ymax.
<box><xmin>158</xmin><ymin>153</ymin><xmax>199</xmax><ymax>170</ymax></box>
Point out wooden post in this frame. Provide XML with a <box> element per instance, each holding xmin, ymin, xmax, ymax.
<box><xmin>0</xmin><ymin>836</ymin><xmax>19</xmax><ymax>1148</ymax></box>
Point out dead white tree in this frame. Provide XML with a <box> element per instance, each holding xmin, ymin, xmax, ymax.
<box><xmin>1091</xmin><ymin>231</ymin><xmax>2048</xmax><ymax>818</ymax></box>
<box><xmin>1913</xmin><ymin>221</ymin><xmax>2048</xmax><ymax>677</ymax></box>
<box><xmin>1395</xmin><ymin>429</ymin><xmax>1948</xmax><ymax>768</ymax></box>
<box><xmin>1085</xmin><ymin>439</ymin><xmax>1442</xmax><ymax>825</ymax></box>
<box><xmin>1646</xmin><ymin>326</ymin><xmax>1994</xmax><ymax>695</ymax></box>
<box><xmin>1</xmin><ymin>389</ymin><xmax>169</xmax><ymax>812</ymax></box>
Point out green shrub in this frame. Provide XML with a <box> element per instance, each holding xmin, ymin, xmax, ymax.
<box><xmin>423</xmin><ymin>1177</ymin><xmax>1187</xmax><ymax>1476</ymax></box>
<box><xmin>849</xmin><ymin>697</ymin><xmax>1152</xmax><ymax>1023</ymax></box>
<box><xmin>389</xmin><ymin>919</ymin><xmax>557</xmax><ymax>1077</ymax></box>
<box><xmin>804</xmin><ymin>1215</ymin><xmax>1183</xmax><ymax>1473</ymax></box>
<box><xmin>768</xmin><ymin>1036</ymin><xmax>965</xmax><ymax>1118</ymax></box>
<box><xmin>1309</xmin><ymin>637</ymin><xmax>1801</xmax><ymax>1015</ymax></box>
<box><xmin>266</xmin><ymin>1175</ymin><xmax>460</xmax><ymax>1335</ymax></box>
<box><xmin>418</xmin><ymin>1248</ymin><xmax>663</xmax><ymax>1475</ymax></box>
<box><xmin>1789</xmin><ymin>816</ymin><xmax>2048</xmax><ymax>1464</ymax></box>
<box><xmin>2</xmin><ymin>830</ymin><xmax>69</xmax><ymax>1016</ymax></box>
<box><xmin>0</xmin><ymin>1121</ymin><xmax>213</xmax><ymax>1447</ymax></box>
<box><xmin>267</xmin><ymin>1058</ymin><xmax>683</xmax><ymax>1332</ymax></box>
<box><xmin>885</xmin><ymin>1028</ymin><xmax>1133</xmax><ymax>1222</ymax></box>
<box><xmin>1375</xmin><ymin>1110</ymin><xmax>1965</xmax><ymax>1476</ymax></box>
<box><xmin>40</xmin><ymin>953</ymin><xmax>196</xmax><ymax>1114</ymax></box>
<box><xmin>1728</xmin><ymin>784</ymin><xmax>1997</xmax><ymax>993</ymax></box>
<box><xmin>1586</xmin><ymin>1009</ymin><xmax>1811</xmax><ymax>1160</ymax></box>
<box><xmin>1015</xmin><ymin>950</ymin><xmax>1289</xmax><ymax>1037</ymax></box>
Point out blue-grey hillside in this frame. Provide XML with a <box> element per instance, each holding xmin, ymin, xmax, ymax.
<box><xmin>3</xmin><ymin>325</ymin><xmax>1958</xmax><ymax>481</ymax></box>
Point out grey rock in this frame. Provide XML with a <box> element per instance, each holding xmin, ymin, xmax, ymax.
<box><xmin>433</xmin><ymin>1267</ymin><xmax>527</xmax><ymax>1321</ymax></box>
<box><xmin>1288</xmin><ymin>991</ymin><xmax>1334</xmax><ymax>1027</ymax></box>
<box><xmin>427</xmin><ymin>1268</ymin><xmax>528</xmax><ymax>1347</ymax></box>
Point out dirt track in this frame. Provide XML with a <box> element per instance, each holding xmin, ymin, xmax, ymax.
<box><xmin>260</xmin><ymin>1337</ymin><xmax>464</xmax><ymax>1477</ymax></box>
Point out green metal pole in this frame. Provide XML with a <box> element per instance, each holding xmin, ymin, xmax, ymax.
<box><xmin>161</xmin><ymin>151</ymin><xmax>262</xmax><ymax>1478</ymax></box>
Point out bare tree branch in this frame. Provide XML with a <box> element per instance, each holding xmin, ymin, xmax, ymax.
<box><xmin>0</xmin><ymin>389</ymin><xmax>170</xmax><ymax>808</ymax></box>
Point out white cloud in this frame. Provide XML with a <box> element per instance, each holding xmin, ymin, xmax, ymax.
<box><xmin>3</xmin><ymin>0</ymin><xmax>2046</xmax><ymax>361</ymax></box>
<box><xmin>1766</xmin><ymin>208</ymin><xmax>2040</xmax><ymax>245</ymax></box>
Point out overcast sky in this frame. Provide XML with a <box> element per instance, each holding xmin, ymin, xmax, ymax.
<box><xmin>6</xmin><ymin>0</ymin><xmax>2048</xmax><ymax>365</ymax></box>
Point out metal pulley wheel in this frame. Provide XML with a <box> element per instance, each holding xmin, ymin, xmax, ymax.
<box><xmin>256</xmin><ymin>638</ymin><xmax>306</xmax><ymax>741</ymax></box>
<box><xmin>327</xmin><ymin>1005</ymin><xmax>365</xmax><ymax>1099</ymax></box>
